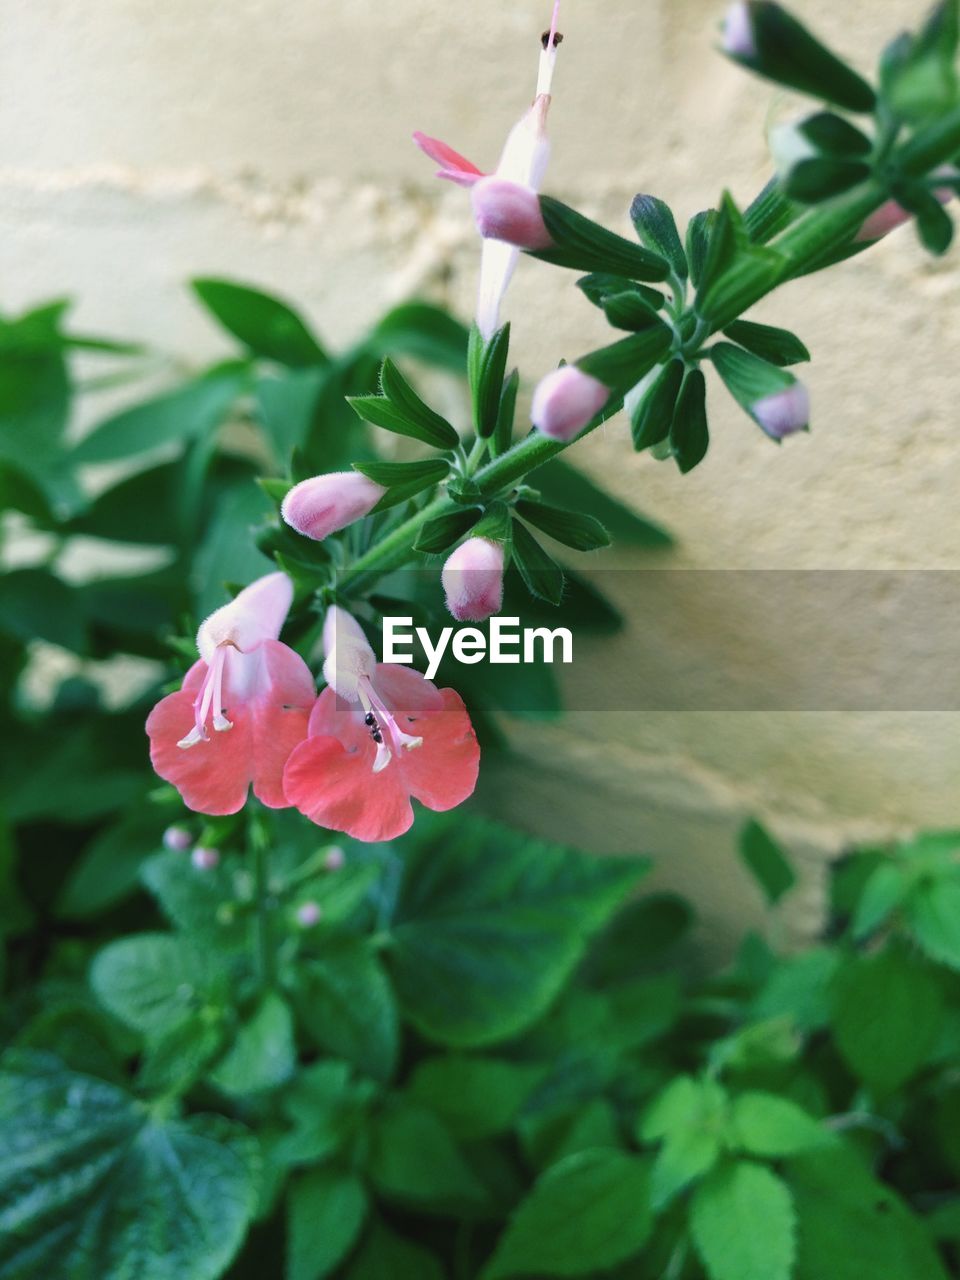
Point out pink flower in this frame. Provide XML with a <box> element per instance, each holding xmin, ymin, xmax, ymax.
<box><xmin>856</xmin><ymin>182</ymin><xmax>955</xmax><ymax>242</ymax></box>
<box><xmin>283</xmin><ymin>606</ymin><xmax>479</xmax><ymax>842</ymax></box>
<box><xmin>752</xmin><ymin>383</ymin><xmax>810</xmax><ymax>438</ymax></box>
<box><xmin>442</xmin><ymin>537</ymin><xmax>505</xmax><ymax>622</ymax></box>
<box><xmin>722</xmin><ymin>2</ymin><xmax>757</xmax><ymax>59</ymax></box>
<box><xmin>146</xmin><ymin>572</ymin><xmax>316</xmax><ymax>815</ymax></box>
<box><xmin>191</xmin><ymin>846</ymin><xmax>220</xmax><ymax>870</ymax></box>
<box><xmin>296</xmin><ymin>901</ymin><xmax>323</xmax><ymax>927</ymax></box>
<box><xmin>531</xmin><ymin>365</ymin><xmax>611</xmax><ymax>441</ymax></box>
<box><xmin>414</xmin><ymin>2</ymin><xmax>563</xmax><ymax>337</ymax></box>
<box><xmin>323</xmin><ymin>845</ymin><xmax>346</xmax><ymax>871</ymax></box>
<box><xmin>281</xmin><ymin>472</ymin><xmax>385</xmax><ymax>542</ymax></box>
<box><xmin>162</xmin><ymin>825</ymin><xmax>193</xmax><ymax>852</ymax></box>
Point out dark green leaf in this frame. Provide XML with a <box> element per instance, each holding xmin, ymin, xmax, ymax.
<box><xmin>57</xmin><ymin>814</ymin><xmax>164</xmax><ymax>919</ymax></box>
<box><xmin>366</xmin><ymin>301</ymin><xmax>469</xmax><ymax>373</ymax></box>
<box><xmin>287</xmin><ymin>1168</ymin><xmax>368</xmax><ymax>1280</ymax></box>
<box><xmin>601</xmin><ymin>289</ymin><xmax>665</xmax><ymax>331</ymax></box>
<box><xmin>630</xmin><ymin>194</ymin><xmax>688</xmax><ymax>279</ymax></box>
<box><xmin>534</xmin><ymin>196</ymin><xmax>670</xmax><ymax>281</ymax></box>
<box><xmin>516</xmin><ymin>500</ymin><xmax>610</xmax><ymax>551</ymax></box>
<box><xmin>739</xmin><ymin>818</ymin><xmax>797</xmax><ymax>905</ymax></box>
<box><xmin>379</xmin><ymin>357</ymin><xmax>460</xmax><ymax>448</ymax></box>
<box><xmin>577</xmin><ymin>322</ymin><xmax>673</xmax><ymax>394</ymax></box>
<box><xmin>691</xmin><ymin>1160</ymin><xmax>796</xmax><ymax>1280</ymax></box>
<box><xmin>347</xmin><ymin>393</ymin><xmax>457</xmax><ymax>451</ymax></box>
<box><xmin>784</xmin><ymin>158</ymin><xmax>871</xmax><ymax>203</ymax></box>
<box><xmin>744</xmin><ymin>176</ymin><xmax>797</xmax><ymax>243</ymax></box>
<box><xmin>354</xmin><ymin>458</ymin><xmax>450</xmax><ymax>511</ymax></box>
<box><xmin>413</xmin><ymin>508</ymin><xmax>480</xmax><ymax>554</ymax></box>
<box><xmin>711</xmin><ymin>342</ymin><xmax>802</xmax><ymax>433</ymax></box>
<box><xmin>915</xmin><ymin>190</ymin><xmax>955</xmax><ymax>254</ymax></box>
<box><xmin>576</xmin><ymin>273</ymin><xmax>665</xmax><ymax>311</ymax></box>
<box><xmin>724</xmin><ymin>320</ymin><xmax>810</xmax><ymax>366</ymax></box>
<box><xmin>511</xmin><ymin>520</ymin><xmax>565</xmax><ymax>605</ymax></box>
<box><xmin>368</xmin><ymin>1098</ymin><xmax>488</xmax><ymax>1208</ymax></box>
<box><xmin>407</xmin><ymin>1056</ymin><xmax>545</xmax><ymax>1141</ymax></box>
<box><xmin>492</xmin><ymin>366</ymin><xmax>519</xmax><ymax>457</ymax></box>
<box><xmin>467</xmin><ymin>323</ymin><xmax>511</xmax><ymax>439</ymax></box>
<box><xmin>908</xmin><ymin>876</ymin><xmax>960</xmax><ymax>969</ymax></box>
<box><xmin>0</xmin><ymin>568</ymin><xmax>86</xmax><ymax>652</ymax></box>
<box><xmin>255</xmin><ymin>368</ymin><xmax>327</xmax><ymax>464</ymax></box>
<box><xmin>697</xmin><ymin>192</ymin><xmax>745</xmax><ymax>301</ymax></box>
<box><xmin>669</xmin><ymin>368</ymin><xmax>710</xmax><ymax>474</ymax></box>
<box><xmin>532</xmin><ymin>457</ymin><xmax>673</xmax><ymax>546</ymax></box>
<box><xmin>797</xmin><ymin>111</ymin><xmax>872</xmax><ymax>156</ymax></box>
<box><xmin>210</xmin><ymin>993</ymin><xmax>296</xmax><ymax>1096</ymax></box>
<box><xmin>90</xmin><ymin>933</ymin><xmax>221</xmax><ymax>1037</ymax></box>
<box><xmin>343</xmin><ymin>1221</ymin><xmax>444</xmax><ymax>1280</ymax></box>
<box><xmin>192</xmin><ymin>278</ymin><xmax>327</xmax><ymax>366</ymax></box>
<box><xmin>686</xmin><ymin>210</ymin><xmax>719</xmax><ymax>287</ymax></box>
<box><xmin>295</xmin><ymin>938</ymin><xmax>399</xmax><ymax>1082</ymax></box>
<box><xmin>629</xmin><ymin>357</ymin><xmax>684</xmax><ymax>450</ymax></box>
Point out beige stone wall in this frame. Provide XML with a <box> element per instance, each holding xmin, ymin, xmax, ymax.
<box><xmin>3</xmin><ymin>0</ymin><xmax>958</xmax><ymax>947</ymax></box>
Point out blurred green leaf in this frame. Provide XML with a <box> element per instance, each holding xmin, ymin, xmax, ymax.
<box><xmin>287</xmin><ymin>1167</ymin><xmax>368</xmax><ymax>1280</ymax></box>
<box><xmin>193</xmin><ymin>279</ymin><xmax>328</xmax><ymax>367</ymax></box>
<box><xmin>0</xmin><ymin>568</ymin><xmax>86</xmax><ymax>652</ymax></box>
<box><xmin>295</xmin><ymin>938</ymin><xmax>399</xmax><ymax>1082</ymax></box>
<box><xmin>691</xmin><ymin>1160</ymin><xmax>796</xmax><ymax>1280</ymax></box>
<box><xmin>739</xmin><ymin>819</ymin><xmax>797</xmax><ymax>906</ymax></box>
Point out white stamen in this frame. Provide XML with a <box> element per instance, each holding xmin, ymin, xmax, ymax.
<box><xmin>177</xmin><ymin>726</ymin><xmax>204</xmax><ymax>750</ymax></box>
<box><xmin>373</xmin><ymin>742</ymin><xmax>393</xmax><ymax>773</ymax></box>
<box><xmin>536</xmin><ymin>1</ymin><xmax>561</xmax><ymax>97</ymax></box>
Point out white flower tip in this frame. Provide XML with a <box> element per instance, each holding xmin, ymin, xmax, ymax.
<box><xmin>442</xmin><ymin>537</ymin><xmax>505</xmax><ymax>623</ymax></box>
<box><xmin>722</xmin><ymin>2</ymin><xmax>757</xmax><ymax>59</ymax></box>
<box><xmin>531</xmin><ymin>365</ymin><xmax>611</xmax><ymax>442</ymax></box>
<box><xmin>197</xmin><ymin>570</ymin><xmax>294</xmax><ymax>662</ymax></box>
<box><xmin>472</xmin><ymin>178</ymin><xmax>553</xmax><ymax>250</ymax></box>
<box><xmin>281</xmin><ymin>472</ymin><xmax>385</xmax><ymax>543</ymax></box>
<box><xmin>752</xmin><ymin>383</ymin><xmax>810</xmax><ymax>439</ymax></box>
<box><xmin>322</xmin><ymin>606</ymin><xmax>377</xmax><ymax>701</ymax></box>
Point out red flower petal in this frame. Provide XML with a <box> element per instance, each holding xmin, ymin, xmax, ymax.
<box><xmin>397</xmin><ymin>688</ymin><xmax>479</xmax><ymax>811</ymax></box>
<box><xmin>283</xmin><ymin>735</ymin><xmax>415</xmax><ymax>842</ymax></box>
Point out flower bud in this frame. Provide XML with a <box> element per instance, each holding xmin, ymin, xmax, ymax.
<box><xmin>531</xmin><ymin>366</ymin><xmax>610</xmax><ymax>442</ymax></box>
<box><xmin>722</xmin><ymin>2</ymin><xmax>757</xmax><ymax>59</ymax></box>
<box><xmin>281</xmin><ymin>472</ymin><xmax>385</xmax><ymax>542</ymax></box>
<box><xmin>442</xmin><ymin>538</ymin><xmax>505</xmax><ymax>623</ymax></box>
<box><xmin>191</xmin><ymin>846</ymin><xmax>220</xmax><ymax>871</ymax></box>
<box><xmin>296</xmin><ymin>901</ymin><xmax>323</xmax><ymax>927</ymax></box>
<box><xmin>752</xmin><ymin>383</ymin><xmax>810</xmax><ymax>439</ymax></box>
<box><xmin>162</xmin><ymin>825</ymin><xmax>192</xmax><ymax>852</ymax></box>
<box><xmin>471</xmin><ymin>177</ymin><xmax>553</xmax><ymax>250</ymax></box>
<box><xmin>323</xmin><ymin>845</ymin><xmax>346</xmax><ymax>872</ymax></box>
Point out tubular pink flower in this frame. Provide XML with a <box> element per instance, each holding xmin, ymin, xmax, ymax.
<box><xmin>722</xmin><ymin>2</ymin><xmax>757</xmax><ymax>59</ymax></box>
<box><xmin>471</xmin><ymin>177</ymin><xmax>553</xmax><ymax>250</ymax></box>
<box><xmin>531</xmin><ymin>365</ymin><xmax>611</xmax><ymax>441</ymax></box>
<box><xmin>442</xmin><ymin>537</ymin><xmax>505</xmax><ymax>622</ymax></box>
<box><xmin>283</xmin><ymin>607</ymin><xmax>479</xmax><ymax>842</ymax></box>
<box><xmin>281</xmin><ymin>472</ymin><xmax>385</xmax><ymax>543</ymax></box>
<box><xmin>146</xmin><ymin>572</ymin><xmax>316</xmax><ymax>815</ymax></box>
<box><xmin>412</xmin><ymin>132</ymin><xmax>486</xmax><ymax>187</ymax></box>
<box><xmin>752</xmin><ymin>383</ymin><xmax>810</xmax><ymax>439</ymax></box>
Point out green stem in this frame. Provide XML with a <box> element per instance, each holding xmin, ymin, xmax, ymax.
<box><xmin>250</xmin><ymin>813</ymin><xmax>274</xmax><ymax>989</ymax></box>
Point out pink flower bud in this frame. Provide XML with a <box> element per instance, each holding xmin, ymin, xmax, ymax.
<box><xmin>442</xmin><ymin>538</ymin><xmax>505</xmax><ymax>623</ymax></box>
<box><xmin>722</xmin><ymin>2</ymin><xmax>757</xmax><ymax>58</ymax></box>
<box><xmin>192</xmin><ymin>846</ymin><xmax>220</xmax><ymax>871</ymax></box>
<box><xmin>856</xmin><ymin>181</ymin><xmax>954</xmax><ymax>242</ymax></box>
<box><xmin>471</xmin><ymin>177</ymin><xmax>553</xmax><ymax>250</ymax></box>
<box><xmin>323</xmin><ymin>846</ymin><xmax>346</xmax><ymax>872</ymax></box>
<box><xmin>162</xmin><ymin>825</ymin><xmax>193</xmax><ymax>852</ymax></box>
<box><xmin>752</xmin><ymin>383</ymin><xmax>810</xmax><ymax>439</ymax></box>
<box><xmin>296</xmin><ymin>901</ymin><xmax>323</xmax><ymax>927</ymax></box>
<box><xmin>281</xmin><ymin>472</ymin><xmax>385</xmax><ymax>542</ymax></box>
<box><xmin>531</xmin><ymin>366</ymin><xmax>610</xmax><ymax>442</ymax></box>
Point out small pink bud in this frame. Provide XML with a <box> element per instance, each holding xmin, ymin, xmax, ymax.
<box><xmin>752</xmin><ymin>383</ymin><xmax>810</xmax><ymax>438</ymax></box>
<box><xmin>856</xmin><ymin>181</ymin><xmax>954</xmax><ymax>242</ymax></box>
<box><xmin>531</xmin><ymin>366</ymin><xmax>610</xmax><ymax>442</ymax></box>
<box><xmin>323</xmin><ymin>846</ymin><xmax>346</xmax><ymax>872</ymax></box>
<box><xmin>162</xmin><ymin>825</ymin><xmax>192</xmax><ymax>852</ymax></box>
<box><xmin>441</xmin><ymin>537</ymin><xmax>505</xmax><ymax>623</ymax></box>
<box><xmin>281</xmin><ymin>472</ymin><xmax>386</xmax><ymax>543</ymax></box>
<box><xmin>296</xmin><ymin>901</ymin><xmax>323</xmax><ymax>927</ymax></box>
<box><xmin>471</xmin><ymin>177</ymin><xmax>553</xmax><ymax>250</ymax></box>
<box><xmin>191</xmin><ymin>846</ymin><xmax>220</xmax><ymax>871</ymax></box>
<box><xmin>722</xmin><ymin>2</ymin><xmax>757</xmax><ymax>59</ymax></box>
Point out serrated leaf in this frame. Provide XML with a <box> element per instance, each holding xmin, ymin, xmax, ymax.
<box><xmin>388</xmin><ymin>815</ymin><xmax>645</xmax><ymax>1046</ymax></box>
<box><xmin>628</xmin><ymin>357</ymin><xmax>684</xmax><ymax>451</ymax></box>
<box><xmin>483</xmin><ymin>1149</ymin><xmax>652</xmax><ymax>1279</ymax></box>
<box><xmin>91</xmin><ymin>933</ymin><xmax>222</xmax><ymax>1037</ymax></box>
<box><xmin>852</xmin><ymin>861</ymin><xmax>908</xmax><ymax>939</ymax></box>
<box><xmin>723</xmin><ymin>320</ymin><xmax>810</xmax><ymax>366</ymax></box>
<box><xmin>468</xmin><ymin>322</ymin><xmax>511</xmax><ymax>439</ymax></box>
<box><xmin>630</xmin><ymin>194</ymin><xmax>688</xmax><ymax>279</ymax></box>
<box><xmin>413</xmin><ymin>509</ymin><xmax>480</xmax><ymax>554</ymax></box>
<box><xmin>347</xmin><ymin>395</ymin><xmax>457</xmax><ymax>451</ymax></box>
<box><xmin>0</xmin><ymin>1051</ymin><xmax>259</xmax><ymax>1280</ymax></box>
<box><xmin>908</xmin><ymin>876</ymin><xmax>960</xmax><ymax>969</ymax></box>
<box><xmin>295</xmin><ymin>937</ymin><xmax>399</xmax><ymax>1082</ymax></box>
<box><xmin>287</xmin><ymin>1167</ymin><xmax>368</xmax><ymax>1280</ymax></box>
<box><xmin>210</xmin><ymin>993</ymin><xmax>296</xmax><ymax>1096</ymax></box>
<box><xmin>192</xmin><ymin>278</ymin><xmax>327</xmax><ymax>366</ymax></box>
<box><xmin>729</xmin><ymin>1093</ymin><xmax>828</xmax><ymax>1157</ymax></box>
<box><xmin>515</xmin><ymin>500</ymin><xmax>610</xmax><ymax>551</ymax></box>
<box><xmin>141</xmin><ymin>850</ymin><xmax>250</xmax><ymax>951</ymax></box>
<box><xmin>378</xmin><ymin>358</ymin><xmax>460</xmax><ymax>448</ymax></box>
<box><xmin>739</xmin><ymin>818</ymin><xmax>797</xmax><ymax>905</ymax></box>
<box><xmin>650</xmin><ymin>1127</ymin><xmax>721</xmax><ymax>1209</ymax></box>
<box><xmin>691</xmin><ymin>1160</ymin><xmax>796</xmax><ymax>1280</ymax></box>
<box><xmin>511</xmin><ymin>520</ymin><xmax>565</xmax><ymax>605</ymax></box>
<box><xmin>534</xmin><ymin>196</ymin><xmax>670</xmax><ymax>282</ymax></box>
<box><xmin>670</xmin><ymin>368</ymin><xmax>710</xmax><ymax>474</ymax></box>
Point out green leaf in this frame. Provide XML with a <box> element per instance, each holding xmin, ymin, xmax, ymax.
<box><xmin>697</xmin><ymin>193</ymin><xmax>744</xmax><ymax>302</ymax></box>
<box><xmin>413</xmin><ymin>509</ymin><xmax>480</xmax><ymax>554</ymax></box>
<box><xmin>739</xmin><ymin>818</ymin><xmax>797</xmax><ymax>905</ymax></box>
<box><xmin>784</xmin><ymin>158</ymin><xmax>871</xmax><ymax>203</ymax></box>
<box><xmin>255</xmin><ymin>368</ymin><xmax>327</xmax><ymax>464</ymax></box>
<box><xmin>515</xmin><ymin>500</ymin><xmax>610</xmax><ymax>551</ymax></box>
<box><xmin>90</xmin><ymin>933</ymin><xmax>221</xmax><ymax>1037</ymax></box>
<box><xmin>74</xmin><ymin>362</ymin><xmax>248</xmax><ymax>463</ymax></box>
<box><xmin>650</xmin><ymin>1127</ymin><xmax>722</xmax><ymax>1210</ymax></box>
<box><xmin>0</xmin><ymin>460</ymin><xmax>55</xmax><ymax>524</ymax></box>
<box><xmin>368</xmin><ymin>1098</ymin><xmax>488</xmax><ymax>1209</ymax></box>
<box><xmin>210</xmin><ymin>993</ymin><xmax>296</xmax><ymax>1096</ymax></box>
<box><xmin>908</xmin><ymin>876</ymin><xmax>960</xmax><ymax>969</ymax></box>
<box><xmin>534</xmin><ymin>196</ymin><xmax>671</xmax><ymax>282</ymax></box>
<box><xmin>140</xmin><ymin>850</ymin><xmax>250</xmax><ymax>952</ymax></box>
<box><xmin>295</xmin><ymin>938</ymin><xmax>399</xmax><ymax>1082</ymax></box>
<box><xmin>467</xmin><ymin>322</ymin><xmax>511</xmax><ymax>439</ymax></box>
<box><xmin>0</xmin><ymin>568</ymin><xmax>86</xmax><ymax>652</ymax></box>
<box><xmin>577</xmin><ymin>273</ymin><xmax>665</xmax><ymax>311</ymax></box>
<box><xmin>752</xmin><ymin>947</ymin><xmax>841</xmax><ymax>1031</ymax></box>
<box><xmin>406</xmin><ymin>1056</ymin><xmax>545</xmax><ymax>1141</ymax></box>
<box><xmin>729</xmin><ymin>1093</ymin><xmax>828</xmax><ymax>1157</ymax></box>
<box><xmin>510</xmin><ymin>520</ymin><xmax>565</xmax><ymax>605</ymax></box>
<box><xmin>914</xmin><ymin>190</ymin><xmax>955</xmax><ymax>255</ymax></box>
<box><xmin>727</xmin><ymin>3</ymin><xmax>876</xmax><ymax>114</ymax></box>
<box><xmin>852</xmin><ymin>861</ymin><xmax>908</xmax><ymax>939</ymax></box>
<box><xmin>628</xmin><ymin>357</ymin><xmax>684</xmax><ymax>451</ymax></box>
<box><xmin>686</xmin><ymin>210</ymin><xmax>718</xmax><ymax>288</ymax></box>
<box><xmin>669</xmin><ymin>368</ymin><xmax>710</xmax><ymax>474</ymax></box>
<box><xmin>343</xmin><ymin>1221</ymin><xmax>444</xmax><ymax>1280</ymax></box>
<box><xmin>354</xmin><ymin>458</ymin><xmax>450</xmax><ymax>511</ymax></box>
<box><xmin>137</xmin><ymin>1013</ymin><xmax>225</xmax><ymax>1096</ymax></box>
<box><xmin>639</xmin><ymin>1075</ymin><xmax>727</xmax><ymax>1143</ymax></box>
<box><xmin>577</xmin><ymin>323</ymin><xmax>673</xmax><ymax>395</ymax></box>
<box><xmin>723</xmin><ymin>320</ymin><xmax>810</xmax><ymax>366</ymax></box>
<box><xmin>379</xmin><ymin>357</ymin><xmax>460</xmax><ymax>448</ymax></box>
<box><xmin>744</xmin><ymin>177</ymin><xmax>797</xmax><ymax>244</ymax></box>
<box><xmin>630</xmin><ymin>194</ymin><xmax>688</xmax><ymax>279</ymax></box>
<box><xmin>274</xmin><ymin>1062</ymin><xmax>372</xmax><ymax>1169</ymax></box>
<box><xmin>287</xmin><ymin>1167</ymin><xmax>368</xmax><ymax>1280</ymax></box>
<box><xmin>0</xmin><ymin>1051</ymin><xmax>259</xmax><ymax>1280</ymax></box>
<box><xmin>601</xmin><ymin>289</ymin><xmax>665</xmax><ymax>332</ymax></box>
<box><xmin>712</xmin><ymin>343</ymin><xmax>804</xmax><ymax>436</ymax></box>
<box><xmin>347</xmin><ymin>393</ymin><xmax>457</xmax><ymax>451</ymax></box>
<box><xmin>483</xmin><ymin>1149</ymin><xmax>653</xmax><ymax>1279</ymax></box>
<box><xmin>787</xmin><ymin>1146</ymin><xmax>952</xmax><ymax>1280</ymax></box>
<box><xmin>533</xmin><ymin>458</ymin><xmax>673</xmax><ymax>547</ymax></box>
<box><xmin>831</xmin><ymin>943</ymin><xmax>943</xmax><ymax>1093</ymax></box>
<box><xmin>192</xmin><ymin>278</ymin><xmax>327</xmax><ymax>366</ymax></box>
<box><xmin>366</xmin><ymin>301</ymin><xmax>469</xmax><ymax>373</ymax></box>
<box><xmin>493</xmin><ymin>366</ymin><xmax>519</xmax><ymax>457</ymax></box>
<box><xmin>388</xmin><ymin>815</ymin><xmax>644</xmax><ymax>1046</ymax></box>
<box><xmin>58</xmin><ymin>814</ymin><xmax>164</xmax><ymax>919</ymax></box>
<box><xmin>691</xmin><ymin>1160</ymin><xmax>796</xmax><ymax>1280</ymax></box>
<box><xmin>796</xmin><ymin>111</ymin><xmax>872</xmax><ymax>157</ymax></box>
